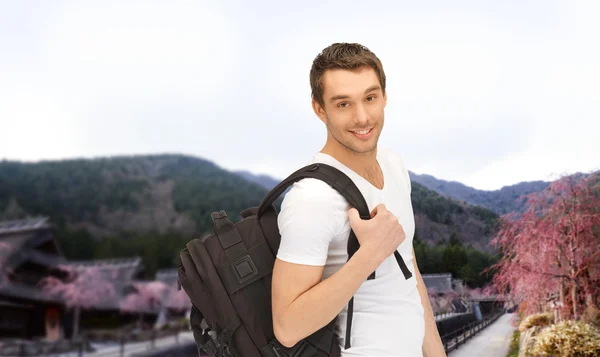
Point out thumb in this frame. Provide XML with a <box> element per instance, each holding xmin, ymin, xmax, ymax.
<box><xmin>347</xmin><ymin>207</ymin><xmax>361</xmax><ymax>227</ymax></box>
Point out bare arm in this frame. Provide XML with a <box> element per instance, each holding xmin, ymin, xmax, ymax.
<box><xmin>272</xmin><ymin>204</ymin><xmax>404</xmax><ymax>348</ymax></box>
<box><xmin>413</xmin><ymin>247</ymin><xmax>447</xmax><ymax>357</ymax></box>
<box><xmin>271</xmin><ymin>248</ymin><xmax>379</xmax><ymax>347</ymax></box>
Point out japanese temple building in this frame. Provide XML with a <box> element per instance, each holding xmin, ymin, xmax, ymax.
<box><xmin>0</xmin><ymin>217</ymin><xmax>155</xmax><ymax>340</ymax></box>
<box><xmin>0</xmin><ymin>217</ymin><xmax>66</xmax><ymax>339</ymax></box>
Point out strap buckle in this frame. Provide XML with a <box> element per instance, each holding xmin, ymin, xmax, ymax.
<box><xmin>211</xmin><ymin>210</ymin><xmax>227</xmax><ymax>222</ymax></box>
<box><xmin>231</xmin><ymin>255</ymin><xmax>258</xmax><ymax>284</ymax></box>
<box><xmin>307</xmin><ymin>163</ymin><xmax>319</xmax><ymax>172</ymax></box>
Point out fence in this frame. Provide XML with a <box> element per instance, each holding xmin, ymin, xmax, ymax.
<box><xmin>433</xmin><ymin>311</ymin><xmax>466</xmax><ymax>320</ymax></box>
<box><xmin>4</xmin><ymin>312</ymin><xmax>506</xmax><ymax>356</ymax></box>
<box><xmin>1</xmin><ymin>324</ymin><xmax>188</xmax><ymax>357</ymax></box>
<box><xmin>440</xmin><ymin>311</ymin><xmax>504</xmax><ymax>353</ymax></box>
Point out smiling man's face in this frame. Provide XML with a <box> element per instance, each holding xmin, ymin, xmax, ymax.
<box><xmin>312</xmin><ymin>65</ymin><xmax>387</xmax><ymax>156</ymax></box>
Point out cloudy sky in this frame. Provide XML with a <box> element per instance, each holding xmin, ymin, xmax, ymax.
<box><xmin>1</xmin><ymin>0</ymin><xmax>598</xmax><ymax>190</ymax></box>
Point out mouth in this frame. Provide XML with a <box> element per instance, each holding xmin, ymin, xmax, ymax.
<box><xmin>349</xmin><ymin>128</ymin><xmax>373</xmax><ymax>139</ymax></box>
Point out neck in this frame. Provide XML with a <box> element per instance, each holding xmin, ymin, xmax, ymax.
<box><xmin>320</xmin><ymin>143</ymin><xmax>379</xmax><ymax>177</ymax></box>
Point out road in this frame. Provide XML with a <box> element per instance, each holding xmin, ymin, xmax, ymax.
<box><xmin>448</xmin><ymin>313</ymin><xmax>516</xmax><ymax>357</ymax></box>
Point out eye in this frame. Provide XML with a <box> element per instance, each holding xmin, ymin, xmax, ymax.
<box><xmin>366</xmin><ymin>95</ymin><xmax>376</xmax><ymax>102</ymax></box>
<box><xmin>337</xmin><ymin>102</ymin><xmax>349</xmax><ymax>108</ymax></box>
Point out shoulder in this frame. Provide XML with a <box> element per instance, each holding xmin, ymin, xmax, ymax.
<box><xmin>278</xmin><ymin>177</ymin><xmax>348</xmax><ymax>232</ymax></box>
<box><xmin>280</xmin><ymin>177</ymin><xmax>349</xmax><ymax>213</ymax></box>
<box><xmin>276</xmin><ymin>178</ymin><xmax>349</xmax><ymax>265</ymax></box>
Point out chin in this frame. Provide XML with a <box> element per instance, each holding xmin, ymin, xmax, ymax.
<box><xmin>346</xmin><ymin>142</ymin><xmax>378</xmax><ymax>155</ymax></box>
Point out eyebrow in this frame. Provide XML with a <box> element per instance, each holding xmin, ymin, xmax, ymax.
<box><xmin>329</xmin><ymin>85</ymin><xmax>381</xmax><ymax>102</ymax></box>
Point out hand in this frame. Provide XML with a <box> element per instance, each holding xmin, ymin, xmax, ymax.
<box><xmin>347</xmin><ymin>204</ymin><xmax>405</xmax><ymax>265</ymax></box>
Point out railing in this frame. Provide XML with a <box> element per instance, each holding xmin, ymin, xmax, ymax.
<box><xmin>433</xmin><ymin>311</ymin><xmax>466</xmax><ymax>320</ymax></box>
<box><xmin>1</xmin><ymin>324</ymin><xmax>188</xmax><ymax>357</ymax></box>
<box><xmin>3</xmin><ymin>312</ymin><xmax>505</xmax><ymax>356</ymax></box>
<box><xmin>440</xmin><ymin>311</ymin><xmax>504</xmax><ymax>353</ymax></box>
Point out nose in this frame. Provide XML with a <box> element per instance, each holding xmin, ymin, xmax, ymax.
<box><xmin>354</xmin><ymin>103</ymin><xmax>369</xmax><ymax>125</ymax></box>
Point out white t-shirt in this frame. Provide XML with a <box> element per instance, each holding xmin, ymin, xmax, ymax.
<box><xmin>276</xmin><ymin>146</ymin><xmax>425</xmax><ymax>357</ymax></box>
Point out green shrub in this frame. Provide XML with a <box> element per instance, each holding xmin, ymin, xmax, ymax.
<box><xmin>507</xmin><ymin>329</ymin><xmax>520</xmax><ymax>357</ymax></box>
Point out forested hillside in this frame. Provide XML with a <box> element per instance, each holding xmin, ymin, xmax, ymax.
<box><xmin>0</xmin><ymin>154</ymin><xmax>499</xmax><ymax>283</ymax></box>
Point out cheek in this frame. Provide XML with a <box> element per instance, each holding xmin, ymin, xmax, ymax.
<box><xmin>368</xmin><ymin>105</ymin><xmax>385</xmax><ymax>118</ymax></box>
<box><xmin>328</xmin><ymin>113</ymin><xmax>350</xmax><ymax>129</ymax></box>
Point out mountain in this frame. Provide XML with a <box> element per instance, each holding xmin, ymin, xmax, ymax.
<box><xmin>1</xmin><ymin>155</ymin><xmax>500</xmax><ymax>249</ymax></box>
<box><xmin>0</xmin><ymin>154</ymin><xmax>274</xmax><ymax>239</ymax></box>
<box><xmin>231</xmin><ymin>170</ymin><xmax>499</xmax><ymax>252</ymax></box>
<box><xmin>408</xmin><ymin>171</ymin><xmax>551</xmax><ymax>215</ymax></box>
<box><xmin>234</xmin><ymin>170</ymin><xmax>281</xmax><ymax>191</ymax></box>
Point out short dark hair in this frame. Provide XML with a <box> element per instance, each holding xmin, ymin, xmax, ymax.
<box><xmin>310</xmin><ymin>42</ymin><xmax>386</xmax><ymax>107</ymax></box>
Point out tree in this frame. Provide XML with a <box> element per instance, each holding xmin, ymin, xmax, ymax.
<box><xmin>38</xmin><ymin>264</ymin><xmax>117</xmax><ymax>338</ymax></box>
<box><xmin>442</xmin><ymin>245</ymin><xmax>467</xmax><ymax>277</ymax></box>
<box><xmin>165</xmin><ymin>285</ymin><xmax>192</xmax><ymax>314</ymax></box>
<box><xmin>120</xmin><ymin>281</ymin><xmax>169</xmax><ymax>328</ymax></box>
<box><xmin>449</xmin><ymin>232</ymin><xmax>462</xmax><ymax>247</ymax></box>
<box><xmin>489</xmin><ymin>172</ymin><xmax>600</xmax><ymax>321</ymax></box>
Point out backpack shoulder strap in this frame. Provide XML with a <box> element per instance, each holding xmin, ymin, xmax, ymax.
<box><xmin>258</xmin><ymin>162</ymin><xmax>371</xmax><ymax>219</ymax></box>
<box><xmin>257</xmin><ymin>163</ymin><xmax>370</xmax><ymax>268</ymax></box>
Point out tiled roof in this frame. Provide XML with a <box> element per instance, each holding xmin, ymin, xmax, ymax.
<box><xmin>63</xmin><ymin>257</ymin><xmax>143</xmax><ymax>281</ymax></box>
<box><xmin>0</xmin><ymin>230</ymin><xmax>58</xmax><ymax>274</ymax></box>
<box><xmin>0</xmin><ymin>217</ymin><xmax>50</xmax><ymax>235</ymax></box>
<box><xmin>422</xmin><ymin>273</ymin><xmax>454</xmax><ymax>294</ymax></box>
<box><xmin>155</xmin><ymin>268</ymin><xmax>178</xmax><ymax>285</ymax></box>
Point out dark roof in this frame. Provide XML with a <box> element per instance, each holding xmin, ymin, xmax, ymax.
<box><xmin>0</xmin><ymin>217</ymin><xmax>51</xmax><ymax>236</ymax></box>
<box><xmin>422</xmin><ymin>273</ymin><xmax>454</xmax><ymax>294</ymax></box>
<box><xmin>0</xmin><ymin>216</ymin><xmax>61</xmax><ymax>272</ymax></box>
<box><xmin>0</xmin><ymin>232</ymin><xmax>31</xmax><ymax>264</ymax></box>
<box><xmin>0</xmin><ymin>227</ymin><xmax>67</xmax><ymax>305</ymax></box>
<box><xmin>0</xmin><ymin>297</ymin><xmax>34</xmax><ymax>309</ymax></box>
<box><xmin>0</xmin><ymin>281</ymin><xmax>63</xmax><ymax>305</ymax></box>
<box><xmin>0</xmin><ymin>228</ymin><xmax>64</xmax><ymax>272</ymax></box>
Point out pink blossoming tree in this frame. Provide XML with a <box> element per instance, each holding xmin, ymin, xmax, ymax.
<box><xmin>489</xmin><ymin>172</ymin><xmax>600</xmax><ymax>321</ymax></box>
<box><xmin>165</xmin><ymin>285</ymin><xmax>191</xmax><ymax>314</ymax></box>
<box><xmin>38</xmin><ymin>264</ymin><xmax>116</xmax><ymax>338</ymax></box>
<box><xmin>120</xmin><ymin>281</ymin><xmax>168</xmax><ymax>329</ymax></box>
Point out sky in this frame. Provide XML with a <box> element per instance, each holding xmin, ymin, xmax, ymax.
<box><xmin>1</xmin><ymin>0</ymin><xmax>598</xmax><ymax>191</ymax></box>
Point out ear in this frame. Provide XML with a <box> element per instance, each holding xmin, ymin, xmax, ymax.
<box><xmin>311</xmin><ymin>98</ymin><xmax>327</xmax><ymax>124</ymax></box>
<box><xmin>383</xmin><ymin>90</ymin><xmax>388</xmax><ymax>108</ymax></box>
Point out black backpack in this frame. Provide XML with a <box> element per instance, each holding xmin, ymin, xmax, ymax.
<box><xmin>177</xmin><ymin>163</ymin><xmax>413</xmax><ymax>357</ymax></box>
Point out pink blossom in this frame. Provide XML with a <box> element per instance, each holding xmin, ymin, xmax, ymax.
<box><xmin>120</xmin><ymin>281</ymin><xmax>168</xmax><ymax>313</ymax></box>
<box><xmin>38</xmin><ymin>264</ymin><xmax>117</xmax><ymax>309</ymax></box>
<box><xmin>488</xmin><ymin>172</ymin><xmax>600</xmax><ymax>320</ymax></box>
<box><xmin>165</xmin><ymin>286</ymin><xmax>191</xmax><ymax>312</ymax></box>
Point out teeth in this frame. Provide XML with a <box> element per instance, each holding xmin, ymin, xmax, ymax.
<box><xmin>354</xmin><ymin>129</ymin><xmax>370</xmax><ymax>135</ymax></box>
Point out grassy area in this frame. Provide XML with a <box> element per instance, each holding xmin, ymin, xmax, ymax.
<box><xmin>507</xmin><ymin>329</ymin><xmax>520</xmax><ymax>357</ymax></box>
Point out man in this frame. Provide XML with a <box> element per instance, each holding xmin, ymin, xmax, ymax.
<box><xmin>271</xmin><ymin>43</ymin><xmax>446</xmax><ymax>357</ymax></box>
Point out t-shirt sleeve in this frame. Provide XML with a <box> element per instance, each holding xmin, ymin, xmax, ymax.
<box><xmin>276</xmin><ymin>178</ymin><xmax>344</xmax><ymax>266</ymax></box>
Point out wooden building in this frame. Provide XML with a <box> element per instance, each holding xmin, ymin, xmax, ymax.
<box><xmin>0</xmin><ymin>217</ymin><xmax>66</xmax><ymax>339</ymax></box>
<box><xmin>0</xmin><ymin>217</ymin><xmax>148</xmax><ymax>339</ymax></box>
